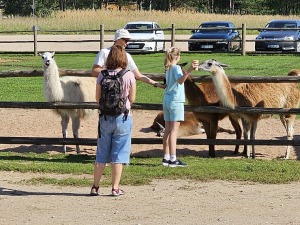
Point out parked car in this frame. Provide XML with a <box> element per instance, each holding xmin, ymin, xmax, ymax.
<box><xmin>255</xmin><ymin>20</ymin><xmax>300</xmax><ymax>52</ymax></box>
<box><xmin>188</xmin><ymin>21</ymin><xmax>241</xmax><ymax>51</ymax></box>
<box><xmin>123</xmin><ymin>21</ymin><xmax>165</xmax><ymax>52</ymax></box>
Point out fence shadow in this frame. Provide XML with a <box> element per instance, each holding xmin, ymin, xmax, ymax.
<box><xmin>130</xmin><ymin>147</ymin><xmax>243</xmax><ymax>159</ymax></box>
<box><xmin>0</xmin><ymin>187</ymin><xmax>90</xmax><ymax>197</ymax></box>
<box><xmin>0</xmin><ymin>144</ymin><xmax>95</xmax><ymax>155</ymax></box>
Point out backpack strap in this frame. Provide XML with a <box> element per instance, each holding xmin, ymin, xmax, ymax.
<box><xmin>99</xmin><ymin>69</ymin><xmax>110</xmax><ymax>120</ymax></box>
<box><xmin>116</xmin><ymin>69</ymin><xmax>129</xmax><ymax>78</ymax></box>
<box><xmin>116</xmin><ymin>69</ymin><xmax>129</xmax><ymax>120</ymax></box>
<box><xmin>101</xmin><ymin>69</ymin><xmax>109</xmax><ymax>79</ymax></box>
<box><xmin>101</xmin><ymin>69</ymin><xmax>128</xmax><ymax>79</ymax></box>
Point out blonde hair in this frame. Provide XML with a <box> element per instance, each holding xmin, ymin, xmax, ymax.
<box><xmin>164</xmin><ymin>47</ymin><xmax>181</xmax><ymax>70</ymax></box>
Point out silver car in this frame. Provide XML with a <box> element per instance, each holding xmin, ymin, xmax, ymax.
<box><xmin>124</xmin><ymin>21</ymin><xmax>165</xmax><ymax>52</ymax></box>
<box><xmin>255</xmin><ymin>20</ymin><xmax>300</xmax><ymax>52</ymax></box>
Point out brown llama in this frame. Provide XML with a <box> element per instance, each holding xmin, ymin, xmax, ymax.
<box><xmin>182</xmin><ymin>67</ymin><xmax>242</xmax><ymax>157</ymax></box>
<box><xmin>199</xmin><ymin>59</ymin><xmax>300</xmax><ymax>159</ymax></box>
<box><xmin>150</xmin><ymin>111</ymin><xmax>205</xmax><ymax>137</ymax></box>
<box><xmin>150</xmin><ymin>111</ymin><xmax>236</xmax><ymax>137</ymax></box>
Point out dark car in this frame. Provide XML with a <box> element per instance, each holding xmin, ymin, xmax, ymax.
<box><xmin>188</xmin><ymin>21</ymin><xmax>241</xmax><ymax>51</ymax></box>
<box><xmin>255</xmin><ymin>20</ymin><xmax>300</xmax><ymax>52</ymax></box>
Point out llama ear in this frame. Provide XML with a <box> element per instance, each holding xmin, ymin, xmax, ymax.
<box><xmin>51</xmin><ymin>52</ymin><xmax>55</xmax><ymax>57</ymax></box>
<box><xmin>220</xmin><ymin>63</ymin><xmax>230</xmax><ymax>68</ymax></box>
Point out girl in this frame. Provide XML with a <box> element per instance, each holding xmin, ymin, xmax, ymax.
<box><xmin>162</xmin><ymin>47</ymin><xmax>197</xmax><ymax>167</ymax></box>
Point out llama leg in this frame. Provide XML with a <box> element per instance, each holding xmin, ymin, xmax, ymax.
<box><xmin>209</xmin><ymin>121</ymin><xmax>218</xmax><ymax>157</ymax></box>
<box><xmin>229</xmin><ymin>116</ymin><xmax>242</xmax><ymax>154</ymax></box>
<box><xmin>282</xmin><ymin>115</ymin><xmax>295</xmax><ymax>159</ymax></box>
<box><xmin>72</xmin><ymin>116</ymin><xmax>81</xmax><ymax>154</ymax></box>
<box><xmin>279</xmin><ymin>115</ymin><xmax>288</xmax><ymax>131</ymax></box>
<box><xmin>202</xmin><ymin>121</ymin><xmax>215</xmax><ymax>157</ymax></box>
<box><xmin>61</xmin><ymin>114</ymin><xmax>70</xmax><ymax>154</ymax></box>
<box><xmin>241</xmin><ymin>119</ymin><xmax>251</xmax><ymax>158</ymax></box>
<box><xmin>250</xmin><ymin>122</ymin><xmax>258</xmax><ymax>159</ymax></box>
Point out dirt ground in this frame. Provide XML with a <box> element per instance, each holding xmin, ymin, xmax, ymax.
<box><xmin>1</xmin><ymin>108</ymin><xmax>300</xmax><ymax>225</ymax></box>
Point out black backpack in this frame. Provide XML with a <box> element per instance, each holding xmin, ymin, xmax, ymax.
<box><xmin>99</xmin><ymin>69</ymin><xmax>129</xmax><ymax>119</ymax></box>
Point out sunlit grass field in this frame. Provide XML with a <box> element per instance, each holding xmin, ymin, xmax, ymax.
<box><xmin>0</xmin><ymin>9</ymin><xmax>299</xmax><ymax>33</ymax></box>
<box><xmin>0</xmin><ymin>53</ymin><xmax>299</xmax><ymax>102</ymax></box>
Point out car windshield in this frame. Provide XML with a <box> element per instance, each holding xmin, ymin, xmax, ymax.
<box><xmin>267</xmin><ymin>22</ymin><xmax>297</xmax><ymax>29</ymax></box>
<box><xmin>124</xmin><ymin>24</ymin><xmax>153</xmax><ymax>33</ymax></box>
<box><xmin>198</xmin><ymin>23</ymin><xmax>230</xmax><ymax>33</ymax></box>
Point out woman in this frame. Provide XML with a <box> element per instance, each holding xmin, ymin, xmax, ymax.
<box><xmin>90</xmin><ymin>45</ymin><xmax>136</xmax><ymax>196</ymax></box>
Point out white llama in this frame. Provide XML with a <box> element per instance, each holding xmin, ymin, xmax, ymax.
<box><xmin>40</xmin><ymin>52</ymin><xmax>97</xmax><ymax>153</ymax></box>
<box><xmin>199</xmin><ymin>59</ymin><xmax>300</xmax><ymax>159</ymax></box>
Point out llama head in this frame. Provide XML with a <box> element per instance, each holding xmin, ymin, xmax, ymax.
<box><xmin>287</xmin><ymin>69</ymin><xmax>300</xmax><ymax>76</ymax></box>
<box><xmin>39</xmin><ymin>52</ymin><xmax>55</xmax><ymax>67</ymax></box>
<box><xmin>198</xmin><ymin>59</ymin><xmax>229</xmax><ymax>74</ymax></box>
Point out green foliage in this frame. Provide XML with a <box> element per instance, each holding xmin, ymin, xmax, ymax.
<box><xmin>3</xmin><ymin>0</ymin><xmax>32</xmax><ymax>16</ymax></box>
<box><xmin>2</xmin><ymin>0</ymin><xmax>300</xmax><ymax>16</ymax></box>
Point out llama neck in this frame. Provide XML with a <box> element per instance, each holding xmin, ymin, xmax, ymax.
<box><xmin>211</xmin><ymin>69</ymin><xmax>236</xmax><ymax>109</ymax></box>
<box><xmin>43</xmin><ymin>63</ymin><xmax>64</xmax><ymax>102</ymax></box>
<box><xmin>184</xmin><ymin>78</ymin><xmax>208</xmax><ymax>105</ymax></box>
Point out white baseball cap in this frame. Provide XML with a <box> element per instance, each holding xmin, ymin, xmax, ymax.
<box><xmin>114</xmin><ymin>29</ymin><xmax>131</xmax><ymax>41</ymax></box>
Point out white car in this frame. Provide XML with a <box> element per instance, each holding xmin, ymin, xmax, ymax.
<box><xmin>124</xmin><ymin>21</ymin><xmax>165</xmax><ymax>52</ymax></box>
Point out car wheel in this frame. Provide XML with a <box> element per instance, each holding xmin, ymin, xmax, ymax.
<box><xmin>296</xmin><ymin>41</ymin><xmax>300</xmax><ymax>52</ymax></box>
<box><xmin>227</xmin><ymin>42</ymin><xmax>232</xmax><ymax>51</ymax></box>
<box><xmin>230</xmin><ymin>36</ymin><xmax>241</xmax><ymax>51</ymax></box>
<box><xmin>154</xmin><ymin>42</ymin><xmax>158</xmax><ymax>52</ymax></box>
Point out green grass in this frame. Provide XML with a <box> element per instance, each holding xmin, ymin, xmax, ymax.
<box><xmin>1</xmin><ymin>53</ymin><xmax>300</xmax><ymax>187</ymax></box>
<box><xmin>1</xmin><ymin>152</ymin><xmax>300</xmax><ymax>186</ymax></box>
<box><xmin>0</xmin><ymin>52</ymin><xmax>299</xmax><ymax>102</ymax></box>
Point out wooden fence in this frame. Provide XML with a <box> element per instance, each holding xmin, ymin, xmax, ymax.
<box><xmin>0</xmin><ymin>24</ymin><xmax>299</xmax><ymax>56</ymax></box>
<box><xmin>1</xmin><ymin>71</ymin><xmax>300</xmax><ymax>147</ymax></box>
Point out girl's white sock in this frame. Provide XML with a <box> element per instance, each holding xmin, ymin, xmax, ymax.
<box><xmin>170</xmin><ymin>155</ymin><xmax>177</xmax><ymax>162</ymax></box>
<box><xmin>164</xmin><ymin>154</ymin><xmax>170</xmax><ymax>160</ymax></box>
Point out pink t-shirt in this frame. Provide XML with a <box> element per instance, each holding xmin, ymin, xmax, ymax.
<box><xmin>97</xmin><ymin>69</ymin><xmax>136</xmax><ymax>113</ymax></box>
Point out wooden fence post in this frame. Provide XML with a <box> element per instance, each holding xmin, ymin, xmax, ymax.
<box><xmin>32</xmin><ymin>25</ymin><xmax>38</xmax><ymax>56</ymax></box>
<box><xmin>242</xmin><ymin>23</ymin><xmax>246</xmax><ymax>56</ymax></box>
<box><xmin>100</xmin><ymin>24</ymin><xmax>104</xmax><ymax>50</ymax></box>
<box><xmin>171</xmin><ymin>23</ymin><xmax>175</xmax><ymax>47</ymax></box>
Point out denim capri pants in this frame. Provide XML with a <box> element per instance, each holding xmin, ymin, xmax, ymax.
<box><xmin>96</xmin><ymin>114</ymin><xmax>132</xmax><ymax>164</ymax></box>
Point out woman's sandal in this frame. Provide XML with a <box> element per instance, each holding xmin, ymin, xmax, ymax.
<box><xmin>90</xmin><ymin>185</ymin><xmax>99</xmax><ymax>196</ymax></box>
<box><xmin>112</xmin><ymin>188</ymin><xmax>125</xmax><ymax>196</ymax></box>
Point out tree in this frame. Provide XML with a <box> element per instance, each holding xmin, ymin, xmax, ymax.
<box><xmin>60</xmin><ymin>0</ymin><xmax>66</xmax><ymax>11</ymax></box>
<box><xmin>2</xmin><ymin>0</ymin><xmax>300</xmax><ymax>15</ymax></box>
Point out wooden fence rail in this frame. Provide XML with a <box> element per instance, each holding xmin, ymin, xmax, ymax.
<box><xmin>0</xmin><ymin>101</ymin><xmax>300</xmax><ymax>146</ymax></box>
<box><xmin>1</xmin><ymin>102</ymin><xmax>300</xmax><ymax>115</ymax></box>
<box><xmin>1</xmin><ymin>71</ymin><xmax>300</xmax><ymax>147</ymax></box>
<box><xmin>1</xmin><ymin>137</ymin><xmax>300</xmax><ymax>146</ymax></box>
<box><xmin>2</xmin><ymin>70</ymin><xmax>300</xmax><ymax>83</ymax></box>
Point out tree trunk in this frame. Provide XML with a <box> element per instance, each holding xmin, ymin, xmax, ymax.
<box><xmin>60</xmin><ymin>0</ymin><xmax>66</xmax><ymax>11</ymax></box>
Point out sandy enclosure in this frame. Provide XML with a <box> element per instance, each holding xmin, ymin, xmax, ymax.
<box><xmin>0</xmin><ymin>108</ymin><xmax>299</xmax><ymax>159</ymax></box>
